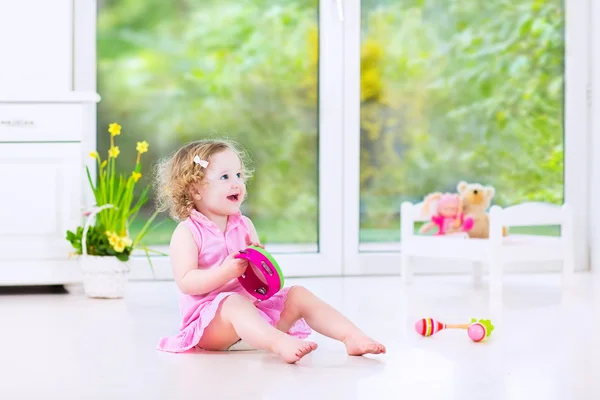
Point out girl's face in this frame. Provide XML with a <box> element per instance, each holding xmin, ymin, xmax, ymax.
<box><xmin>192</xmin><ymin>149</ymin><xmax>246</xmax><ymax>218</ymax></box>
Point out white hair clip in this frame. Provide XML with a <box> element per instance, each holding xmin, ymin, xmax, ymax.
<box><xmin>193</xmin><ymin>155</ymin><xmax>209</xmax><ymax>168</ymax></box>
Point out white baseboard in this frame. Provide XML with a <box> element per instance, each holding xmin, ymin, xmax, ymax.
<box><xmin>0</xmin><ymin>256</ymin><xmax>571</xmax><ymax>286</ymax></box>
<box><xmin>127</xmin><ymin>256</ymin><xmax>567</xmax><ymax>281</ymax></box>
<box><xmin>0</xmin><ymin>260</ymin><xmax>81</xmax><ymax>286</ymax></box>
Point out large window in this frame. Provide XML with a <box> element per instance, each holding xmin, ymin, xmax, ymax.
<box><xmin>95</xmin><ymin>0</ymin><xmax>581</xmax><ymax>277</ymax></box>
<box><xmin>359</xmin><ymin>0</ymin><xmax>565</xmax><ymax>245</ymax></box>
<box><xmin>97</xmin><ymin>0</ymin><xmax>320</xmax><ymax>251</ymax></box>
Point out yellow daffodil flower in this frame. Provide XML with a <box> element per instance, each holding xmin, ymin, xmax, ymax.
<box><xmin>113</xmin><ymin>236</ymin><xmax>132</xmax><ymax>253</ymax></box>
<box><xmin>131</xmin><ymin>172</ymin><xmax>142</xmax><ymax>182</ymax></box>
<box><xmin>136</xmin><ymin>141</ymin><xmax>149</xmax><ymax>154</ymax></box>
<box><xmin>122</xmin><ymin>237</ymin><xmax>133</xmax><ymax>247</ymax></box>
<box><xmin>106</xmin><ymin>231</ymin><xmax>119</xmax><ymax>248</ymax></box>
<box><xmin>89</xmin><ymin>151</ymin><xmax>99</xmax><ymax>159</ymax></box>
<box><xmin>108</xmin><ymin>123</ymin><xmax>121</xmax><ymax>136</ymax></box>
<box><xmin>105</xmin><ymin>230</ymin><xmax>132</xmax><ymax>253</ymax></box>
<box><xmin>108</xmin><ymin>146</ymin><xmax>120</xmax><ymax>158</ymax></box>
<box><xmin>113</xmin><ymin>239</ymin><xmax>125</xmax><ymax>253</ymax></box>
<box><xmin>135</xmin><ymin>140</ymin><xmax>150</xmax><ymax>164</ymax></box>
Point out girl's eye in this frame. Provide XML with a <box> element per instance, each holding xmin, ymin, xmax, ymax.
<box><xmin>236</xmin><ymin>173</ymin><xmax>242</xmax><ymax>179</ymax></box>
<box><xmin>220</xmin><ymin>174</ymin><xmax>228</xmax><ymax>180</ymax></box>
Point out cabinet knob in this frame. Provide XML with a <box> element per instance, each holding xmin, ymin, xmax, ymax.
<box><xmin>1</xmin><ymin>120</ymin><xmax>34</xmax><ymax>126</ymax></box>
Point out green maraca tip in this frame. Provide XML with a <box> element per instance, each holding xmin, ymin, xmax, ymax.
<box><xmin>470</xmin><ymin>318</ymin><xmax>495</xmax><ymax>337</ymax></box>
<box><xmin>483</xmin><ymin>319</ymin><xmax>495</xmax><ymax>337</ymax></box>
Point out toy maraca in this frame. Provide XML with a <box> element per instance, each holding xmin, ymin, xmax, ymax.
<box><xmin>235</xmin><ymin>245</ymin><xmax>284</xmax><ymax>301</ymax></box>
<box><xmin>467</xmin><ymin>321</ymin><xmax>489</xmax><ymax>342</ymax></box>
<box><xmin>415</xmin><ymin>317</ymin><xmax>494</xmax><ymax>342</ymax></box>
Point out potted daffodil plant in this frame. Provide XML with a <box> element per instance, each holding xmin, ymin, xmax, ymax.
<box><xmin>66</xmin><ymin>122</ymin><xmax>160</xmax><ymax>298</ymax></box>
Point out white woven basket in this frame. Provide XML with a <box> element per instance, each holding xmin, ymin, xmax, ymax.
<box><xmin>80</xmin><ymin>204</ymin><xmax>131</xmax><ymax>299</ymax></box>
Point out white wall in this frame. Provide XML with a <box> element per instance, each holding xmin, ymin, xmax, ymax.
<box><xmin>0</xmin><ymin>0</ymin><xmax>73</xmax><ymax>93</ymax></box>
<box><xmin>591</xmin><ymin>0</ymin><xmax>600</xmax><ymax>277</ymax></box>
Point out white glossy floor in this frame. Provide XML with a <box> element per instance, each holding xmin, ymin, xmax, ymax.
<box><xmin>2</xmin><ymin>272</ymin><xmax>599</xmax><ymax>400</ymax></box>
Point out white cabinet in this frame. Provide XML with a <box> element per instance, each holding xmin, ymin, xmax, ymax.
<box><xmin>0</xmin><ymin>97</ymin><xmax>99</xmax><ymax>286</ymax></box>
<box><xmin>0</xmin><ymin>142</ymin><xmax>82</xmax><ymax>260</ymax></box>
<box><xmin>0</xmin><ymin>1</ymin><xmax>100</xmax><ymax>285</ymax></box>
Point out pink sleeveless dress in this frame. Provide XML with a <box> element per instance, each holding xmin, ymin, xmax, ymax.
<box><xmin>156</xmin><ymin>209</ymin><xmax>311</xmax><ymax>353</ymax></box>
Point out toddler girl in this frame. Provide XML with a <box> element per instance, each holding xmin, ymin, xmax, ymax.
<box><xmin>154</xmin><ymin>139</ymin><xmax>386</xmax><ymax>363</ymax></box>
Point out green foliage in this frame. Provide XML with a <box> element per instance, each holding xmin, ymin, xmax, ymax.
<box><xmin>67</xmin><ymin>123</ymin><xmax>161</xmax><ymax>261</ymax></box>
<box><xmin>98</xmin><ymin>0</ymin><xmax>319</xmax><ymax>244</ymax></box>
<box><xmin>66</xmin><ymin>224</ymin><xmax>131</xmax><ymax>262</ymax></box>
<box><xmin>87</xmin><ymin>128</ymin><xmax>156</xmax><ymax>245</ymax></box>
<box><xmin>97</xmin><ymin>0</ymin><xmax>564</xmax><ymax>244</ymax></box>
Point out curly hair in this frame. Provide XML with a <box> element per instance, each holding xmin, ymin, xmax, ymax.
<box><xmin>154</xmin><ymin>139</ymin><xmax>253</xmax><ymax>221</ymax></box>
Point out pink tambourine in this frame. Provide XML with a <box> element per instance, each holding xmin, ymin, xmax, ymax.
<box><xmin>235</xmin><ymin>246</ymin><xmax>284</xmax><ymax>301</ymax></box>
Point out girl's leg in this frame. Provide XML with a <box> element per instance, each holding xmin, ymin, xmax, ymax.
<box><xmin>197</xmin><ymin>294</ymin><xmax>318</xmax><ymax>363</ymax></box>
<box><xmin>276</xmin><ymin>286</ymin><xmax>386</xmax><ymax>356</ymax></box>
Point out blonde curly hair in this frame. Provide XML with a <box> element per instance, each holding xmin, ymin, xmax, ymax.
<box><xmin>154</xmin><ymin>139</ymin><xmax>253</xmax><ymax>221</ymax></box>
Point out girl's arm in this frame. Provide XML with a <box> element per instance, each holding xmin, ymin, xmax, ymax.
<box><xmin>242</xmin><ymin>216</ymin><xmax>263</xmax><ymax>247</ymax></box>
<box><xmin>169</xmin><ymin>224</ymin><xmax>238</xmax><ymax>296</ymax></box>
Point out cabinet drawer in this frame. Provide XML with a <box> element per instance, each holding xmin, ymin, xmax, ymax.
<box><xmin>0</xmin><ymin>104</ymin><xmax>83</xmax><ymax>142</ymax></box>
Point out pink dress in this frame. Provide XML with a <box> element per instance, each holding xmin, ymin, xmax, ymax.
<box><xmin>157</xmin><ymin>209</ymin><xmax>311</xmax><ymax>353</ymax></box>
<box><xmin>432</xmin><ymin>214</ymin><xmax>461</xmax><ymax>235</ymax></box>
<box><xmin>431</xmin><ymin>213</ymin><xmax>474</xmax><ymax>235</ymax></box>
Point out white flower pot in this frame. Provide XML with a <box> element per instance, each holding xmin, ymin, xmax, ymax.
<box><xmin>80</xmin><ymin>255</ymin><xmax>130</xmax><ymax>299</ymax></box>
<box><xmin>79</xmin><ymin>204</ymin><xmax>130</xmax><ymax>299</ymax></box>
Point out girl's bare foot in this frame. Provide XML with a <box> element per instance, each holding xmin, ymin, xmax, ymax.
<box><xmin>272</xmin><ymin>336</ymin><xmax>318</xmax><ymax>364</ymax></box>
<box><xmin>343</xmin><ymin>335</ymin><xmax>386</xmax><ymax>356</ymax></box>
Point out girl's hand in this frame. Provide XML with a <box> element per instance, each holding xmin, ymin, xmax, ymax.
<box><xmin>222</xmin><ymin>252</ymin><xmax>248</xmax><ymax>279</ymax></box>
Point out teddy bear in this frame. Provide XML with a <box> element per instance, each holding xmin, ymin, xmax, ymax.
<box><xmin>457</xmin><ymin>181</ymin><xmax>507</xmax><ymax>239</ymax></box>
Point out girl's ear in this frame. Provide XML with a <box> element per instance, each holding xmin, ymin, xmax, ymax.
<box><xmin>189</xmin><ymin>183</ymin><xmax>202</xmax><ymax>201</ymax></box>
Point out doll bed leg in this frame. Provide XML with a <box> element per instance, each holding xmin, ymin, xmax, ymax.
<box><xmin>401</xmin><ymin>253</ymin><xmax>412</xmax><ymax>285</ymax></box>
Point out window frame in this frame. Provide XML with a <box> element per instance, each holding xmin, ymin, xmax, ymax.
<box><xmin>591</xmin><ymin>0</ymin><xmax>600</xmax><ymax>276</ymax></box>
